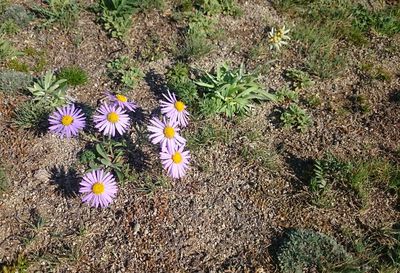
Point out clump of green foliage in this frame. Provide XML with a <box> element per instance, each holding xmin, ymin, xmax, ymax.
<box><xmin>0</xmin><ymin>36</ymin><xmax>20</xmax><ymax>62</ymax></box>
<box><xmin>0</xmin><ymin>70</ymin><xmax>33</xmax><ymax>92</ymax></box>
<box><xmin>196</xmin><ymin>63</ymin><xmax>276</xmax><ymax>118</ymax></box>
<box><xmin>275</xmin><ymin>86</ymin><xmax>299</xmax><ymax>103</ymax></box>
<box><xmin>28</xmin><ymin>71</ymin><xmax>68</xmax><ymax>107</ymax></box>
<box><xmin>285</xmin><ymin>68</ymin><xmax>314</xmax><ymax>90</ymax></box>
<box><xmin>166</xmin><ymin>62</ymin><xmax>199</xmax><ymax>107</ymax></box>
<box><xmin>107</xmin><ymin>56</ymin><xmax>143</xmax><ymax>88</ymax></box>
<box><xmin>309</xmin><ymin>153</ymin><xmax>352</xmax><ymax>207</ymax></box>
<box><xmin>99</xmin><ymin>0</ymin><xmax>137</xmax><ymax>39</ymax></box>
<box><xmin>57</xmin><ymin>66</ymin><xmax>88</xmax><ymax>86</ymax></box>
<box><xmin>99</xmin><ymin>0</ymin><xmax>164</xmax><ymax>39</ymax></box>
<box><xmin>277</xmin><ymin>229</ymin><xmax>351</xmax><ymax>273</ymax></box>
<box><xmin>13</xmin><ymin>100</ymin><xmax>52</xmax><ymax>130</ymax></box>
<box><xmin>180</xmin><ymin>12</ymin><xmax>218</xmax><ymax>59</ymax></box>
<box><xmin>0</xmin><ymin>5</ymin><xmax>32</xmax><ymax>34</ymax></box>
<box><xmin>79</xmin><ymin>139</ymin><xmax>136</xmax><ymax>184</ymax></box>
<box><xmin>32</xmin><ymin>0</ymin><xmax>79</xmax><ymax>28</ymax></box>
<box><xmin>280</xmin><ymin>103</ymin><xmax>312</xmax><ymax>132</ymax></box>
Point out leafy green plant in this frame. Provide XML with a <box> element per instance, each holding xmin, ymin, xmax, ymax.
<box><xmin>12</xmin><ymin>100</ymin><xmax>52</xmax><ymax>130</ymax></box>
<box><xmin>166</xmin><ymin>62</ymin><xmax>199</xmax><ymax>107</ymax></box>
<box><xmin>285</xmin><ymin>68</ymin><xmax>314</xmax><ymax>90</ymax></box>
<box><xmin>0</xmin><ymin>70</ymin><xmax>33</xmax><ymax>92</ymax></box>
<box><xmin>275</xmin><ymin>86</ymin><xmax>299</xmax><ymax>103</ymax></box>
<box><xmin>99</xmin><ymin>0</ymin><xmax>163</xmax><ymax>39</ymax></box>
<box><xmin>277</xmin><ymin>229</ymin><xmax>351</xmax><ymax>273</ymax></box>
<box><xmin>79</xmin><ymin>139</ymin><xmax>135</xmax><ymax>184</ymax></box>
<box><xmin>32</xmin><ymin>0</ymin><xmax>79</xmax><ymax>28</ymax></box>
<box><xmin>107</xmin><ymin>56</ymin><xmax>143</xmax><ymax>88</ymax></box>
<box><xmin>280</xmin><ymin>103</ymin><xmax>312</xmax><ymax>132</ymax></box>
<box><xmin>99</xmin><ymin>0</ymin><xmax>136</xmax><ymax>39</ymax></box>
<box><xmin>27</xmin><ymin>71</ymin><xmax>68</xmax><ymax>107</ymax></box>
<box><xmin>196</xmin><ymin>63</ymin><xmax>276</xmax><ymax>118</ymax></box>
<box><xmin>57</xmin><ymin>66</ymin><xmax>88</xmax><ymax>86</ymax></box>
<box><xmin>0</xmin><ymin>36</ymin><xmax>19</xmax><ymax>62</ymax></box>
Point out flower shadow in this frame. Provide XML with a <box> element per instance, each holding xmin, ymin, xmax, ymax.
<box><xmin>49</xmin><ymin>165</ymin><xmax>80</xmax><ymax>198</ymax></box>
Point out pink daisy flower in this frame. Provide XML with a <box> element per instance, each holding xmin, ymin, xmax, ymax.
<box><xmin>48</xmin><ymin>104</ymin><xmax>86</xmax><ymax>138</ymax></box>
<box><xmin>160</xmin><ymin>91</ymin><xmax>189</xmax><ymax>127</ymax></box>
<box><xmin>147</xmin><ymin>117</ymin><xmax>186</xmax><ymax>150</ymax></box>
<box><xmin>79</xmin><ymin>169</ymin><xmax>118</xmax><ymax>208</ymax></box>
<box><xmin>93</xmin><ymin>103</ymin><xmax>130</xmax><ymax>137</ymax></box>
<box><xmin>160</xmin><ymin>145</ymin><xmax>190</xmax><ymax>179</ymax></box>
<box><xmin>107</xmin><ymin>92</ymin><xmax>137</xmax><ymax>112</ymax></box>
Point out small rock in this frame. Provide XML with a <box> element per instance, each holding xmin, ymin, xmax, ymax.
<box><xmin>34</xmin><ymin>169</ymin><xmax>49</xmax><ymax>182</ymax></box>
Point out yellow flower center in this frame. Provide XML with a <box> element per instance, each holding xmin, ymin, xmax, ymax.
<box><xmin>174</xmin><ymin>101</ymin><xmax>185</xmax><ymax>112</ymax></box>
<box><xmin>172</xmin><ymin>152</ymin><xmax>183</xmax><ymax>164</ymax></box>
<box><xmin>163</xmin><ymin>126</ymin><xmax>175</xmax><ymax>139</ymax></box>
<box><xmin>92</xmin><ymin>182</ymin><xmax>105</xmax><ymax>195</ymax></box>
<box><xmin>107</xmin><ymin>112</ymin><xmax>119</xmax><ymax>123</ymax></box>
<box><xmin>61</xmin><ymin>115</ymin><xmax>74</xmax><ymax>126</ymax></box>
<box><xmin>116</xmin><ymin>94</ymin><xmax>127</xmax><ymax>103</ymax></box>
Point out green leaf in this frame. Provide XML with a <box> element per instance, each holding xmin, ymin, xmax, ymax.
<box><xmin>100</xmin><ymin>158</ymin><xmax>112</xmax><ymax>166</ymax></box>
<box><xmin>96</xmin><ymin>144</ymin><xmax>109</xmax><ymax>159</ymax></box>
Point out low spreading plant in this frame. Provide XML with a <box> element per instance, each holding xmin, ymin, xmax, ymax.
<box><xmin>12</xmin><ymin>100</ymin><xmax>52</xmax><ymax>130</ymax></box>
<box><xmin>277</xmin><ymin>229</ymin><xmax>351</xmax><ymax>273</ymax></box>
<box><xmin>32</xmin><ymin>0</ymin><xmax>79</xmax><ymax>28</ymax></box>
<box><xmin>0</xmin><ymin>5</ymin><xmax>32</xmax><ymax>29</ymax></box>
<box><xmin>27</xmin><ymin>70</ymin><xmax>68</xmax><ymax>107</ymax></box>
<box><xmin>0</xmin><ymin>70</ymin><xmax>33</xmax><ymax>92</ymax></box>
<box><xmin>280</xmin><ymin>103</ymin><xmax>312</xmax><ymax>132</ymax></box>
<box><xmin>107</xmin><ymin>56</ymin><xmax>143</xmax><ymax>88</ymax></box>
<box><xmin>285</xmin><ymin>68</ymin><xmax>314</xmax><ymax>90</ymax></box>
<box><xmin>196</xmin><ymin>63</ymin><xmax>276</xmax><ymax>118</ymax></box>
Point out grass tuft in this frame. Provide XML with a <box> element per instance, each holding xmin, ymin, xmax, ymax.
<box><xmin>57</xmin><ymin>66</ymin><xmax>88</xmax><ymax>86</ymax></box>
